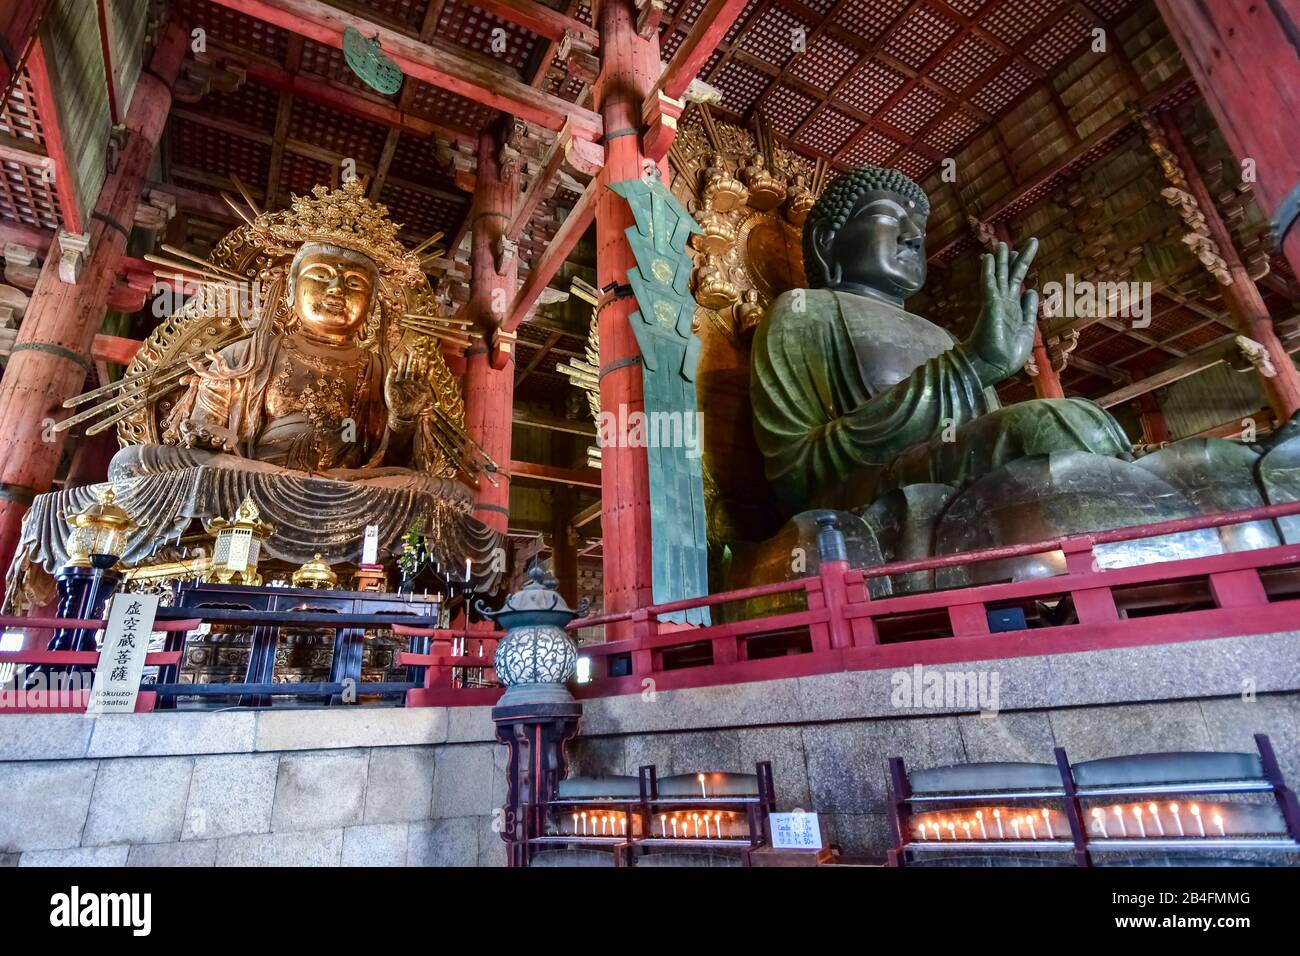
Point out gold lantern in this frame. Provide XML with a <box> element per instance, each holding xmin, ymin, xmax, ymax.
<box><xmin>203</xmin><ymin>495</ymin><xmax>274</xmax><ymax>585</ymax></box>
<box><xmin>64</xmin><ymin>487</ymin><xmax>137</xmax><ymax>569</ymax></box>
<box><xmin>292</xmin><ymin>553</ymin><xmax>338</xmax><ymax>590</ymax></box>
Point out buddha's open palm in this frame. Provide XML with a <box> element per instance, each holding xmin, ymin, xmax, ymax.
<box><xmin>966</xmin><ymin>238</ymin><xmax>1040</xmax><ymax>386</ymax></box>
<box><xmin>384</xmin><ymin>349</ymin><xmax>436</xmax><ymax>424</ymax></box>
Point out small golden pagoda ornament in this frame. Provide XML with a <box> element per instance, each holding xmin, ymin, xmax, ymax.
<box><xmin>64</xmin><ymin>487</ymin><xmax>137</xmax><ymax>569</ymax></box>
<box><xmin>203</xmin><ymin>495</ymin><xmax>274</xmax><ymax>585</ymax></box>
<box><xmin>292</xmin><ymin>554</ymin><xmax>338</xmax><ymax>590</ymax></box>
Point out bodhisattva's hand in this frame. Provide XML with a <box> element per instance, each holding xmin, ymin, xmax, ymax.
<box><xmin>964</xmin><ymin>238</ymin><xmax>1040</xmax><ymax>387</ymax></box>
<box><xmin>384</xmin><ymin>350</ymin><xmax>435</xmax><ymax>426</ymax></box>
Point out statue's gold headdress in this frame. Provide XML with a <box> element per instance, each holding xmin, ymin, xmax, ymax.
<box><xmin>248</xmin><ymin>179</ymin><xmax>425</xmax><ymax>285</ymax></box>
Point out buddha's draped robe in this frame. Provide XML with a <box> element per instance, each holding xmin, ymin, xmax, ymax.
<box><xmin>751</xmin><ymin>289</ymin><xmax>1131</xmax><ymax>511</ymax></box>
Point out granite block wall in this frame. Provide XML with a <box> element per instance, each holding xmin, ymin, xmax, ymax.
<box><xmin>2</xmin><ymin>631</ymin><xmax>1297</xmax><ymax>866</ymax></box>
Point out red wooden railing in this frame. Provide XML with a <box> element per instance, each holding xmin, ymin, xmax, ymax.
<box><xmin>3</xmin><ymin>500</ymin><xmax>1300</xmax><ymax>712</ymax></box>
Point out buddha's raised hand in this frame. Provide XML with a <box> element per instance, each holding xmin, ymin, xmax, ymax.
<box><xmin>384</xmin><ymin>348</ymin><xmax>436</xmax><ymax>426</ymax></box>
<box><xmin>964</xmin><ymin>238</ymin><xmax>1040</xmax><ymax>387</ymax></box>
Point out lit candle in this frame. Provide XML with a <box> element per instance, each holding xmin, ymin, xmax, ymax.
<box><xmin>671</xmin><ymin>817</ymin><xmax>679</xmax><ymax>838</ymax></box>
<box><xmin>572</xmin><ymin>813</ymin><xmax>579</xmax><ymax>834</ymax></box>
<box><xmin>976</xmin><ymin>809</ymin><xmax>987</xmax><ymax>840</ymax></box>
<box><xmin>601</xmin><ymin>814</ymin><xmax>608</xmax><ymax>836</ymax></box>
<box><xmin>1026</xmin><ymin>816</ymin><xmax>1037</xmax><ymax>839</ymax></box>
<box><xmin>1213</xmin><ymin>812</ymin><xmax>1225</xmax><ymax>837</ymax></box>
<box><xmin>1170</xmin><ymin>803</ymin><xmax>1184</xmax><ymax>837</ymax></box>
<box><xmin>715</xmin><ymin>812</ymin><xmax>722</xmax><ymax>838</ymax></box>
<box><xmin>1113</xmin><ymin>805</ymin><xmax>1127</xmax><ymax>837</ymax></box>
<box><xmin>917</xmin><ymin>826</ymin><xmax>926</xmax><ymax>841</ymax></box>
<box><xmin>962</xmin><ymin>821</ymin><xmax>972</xmax><ymax>840</ymax></box>
<box><xmin>693</xmin><ymin>814</ymin><xmax>700</xmax><ymax>838</ymax></box>
<box><xmin>947</xmin><ymin>821</ymin><xmax>956</xmax><ymax>840</ymax></box>
<box><xmin>581</xmin><ymin>811</ymin><xmax>588</xmax><ymax>835</ymax></box>
<box><xmin>704</xmin><ymin>815</ymin><xmax>711</xmax><ymax>839</ymax></box>
<box><xmin>993</xmin><ymin>809</ymin><xmax>1004</xmax><ymax>839</ymax></box>
<box><xmin>621</xmin><ymin>815</ymin><xmax>627</xmax><ymax>836</ymax></box>
<box><xmin>1148</xmin><ymin>803</ymin><xmax>1164</xmax><ymax>836</ymax></box>
<box><xmin>698</xmin><ymin>773</ymin><xmax>707</xmax><ymax>799</ymax></box>
<box><xmin>660</xmin><ymin>814</ymin><xmax>667</xmax><ymax>838</ymax></box>
<box><xmin>1091</xmin><ymin>807</ymin><xmax>1107</xmax><ymax>837</ymax></box>
<box><xmin>1190</xmin><ymin>803</ymin><xmax>1205</xmax><ymax>837</ymax></box>
<box><xmin>1132</xmin><ymin>805</ymin><xmax>1146</xmax><ymax>838</ymax></box>
<box><xmin>1011</xmin><ymin>818</ymin><xmax>1021</xmax><ymax>839</ymax></box>
<box><xmin>930</xmin><ymin>821</ymin><xmax>941</xmax><ymax>840</ymax></box>
<box><xmin>1041</xmin><ymin>808</ymin><xmax>1053</xmax><ymax>839</ymax></box>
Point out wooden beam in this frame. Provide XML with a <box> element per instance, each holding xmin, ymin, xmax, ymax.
<box><xmin>471</xmin><ymin>0</ymin><xmax>598</xmax><ymax>47</ymax></box>
<box><xmin>25</xmin><ymin>39</ymin><xmax>83</xmax><ymax>235</ymax></box>
<box><xmin>505</xmin><ymin>119</ymin><xmax>600</xmax><ymax>242</ymax></box>
<box><xmin>264</xmin><ymin>37</ymin><xmax>302</xmax><ymax>209</ymax></box>
<box><xmin>510</xmin><ymin>459</ymin><xmax>601</xmax><ymax>489</ymax></box>
<box><xmin>203</xmin><ymin>0</ymin><xmax>602</xmax><ymax>139</ymax></box>
<box><xmin>515</xmin><ymin>329</ymin><xmax>561</xmax><ymax>385</ymax></box>
<box><xmin>0</xmin><ymin>0</ymin><xmax>51</xmax><ymax>100</ymax></box>
<box><xmin>570</xmin><ymin>498</ymin><xmax>601</xmax><ymax>529</ymax></box>
<box><xmin>0</xmin><ymin>221</ymin><xmax>55</xmax><ymax>253</ymax></box>
<box><xmin>504</xmin><ymin>171</ymin><xmax>602</xmax><ymax>331</ymax></box>
<box><xmin>656</xmin><ymin>0</ymin><xmax>750</xmax><ymax>101</ymax></box>
<box><xmin>0</xmin><ymin>329</ymin><xmax>141</xmax><ymax>365</ymax></box>
<box><xmin>512</xmin><ymin>409</ymin><xmax>596</xmax><ymax>436</ymax></box>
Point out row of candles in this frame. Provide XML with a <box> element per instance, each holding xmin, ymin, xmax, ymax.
<box><xmin>913</xmin><ymin>802</ymin><xmax>1229</xmax><ymax>842</ymax></box>
<box><xmin>567</xmin><ymin>810</ymin><xmax>747</xmax><ymax>839</ymax></box>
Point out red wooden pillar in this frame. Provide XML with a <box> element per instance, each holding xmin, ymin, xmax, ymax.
<box><xmin>1159</xmin><ymin>113</ymin><xmax>1300</xmax><ymax>421</ymax></box>
<box><xmin>0</xmin><ymin>25</ymin><xmax>187</xmax><ymax>583</ymax></box>
<box><xmin>594</xmin><ymin>0</ymin><xmax>663</xmax><ymax>638</ymax></box>
<box><xmin>1155</xmin><ymin>0</ymin><xmax>1300</xmax><ymax>280</ymax></box>
<box><xmin>0</xmin><ymin>0</ymin><xmax>51</xmax><ymax>99</ymax></box>
<box><xmin>463</xmin><ymin>124</ymin><xmax>519</xmax><ymax>538</ymax></box>
<box><xmin>1137</xmin><ymin>393</ymin><xmax>1173</xmax><ymax>445</ymax></box>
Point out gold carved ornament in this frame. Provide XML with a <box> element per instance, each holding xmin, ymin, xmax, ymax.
<box><xmin>56</xmin><ymin>179</ymin><xmax>493</xmax><ymax>484</ymax></box>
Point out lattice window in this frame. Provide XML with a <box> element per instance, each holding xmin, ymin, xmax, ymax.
<box><xmin>763</xmin><ymin>85</ymin><xmax>819</xmax><ymax>136</ymax></box>
<box><xmin>713</xmin><ymin>60</ymin><xmax>770</xmax><ymax>115</ymax></box>
<box><xmin>362</xmin><ymin>0</ymin><xmax>428</xmax><ymax>30</ymax></box>
<box><xmin>436</xmin><ymin>0</ymin><xmax>538</xmax><ymax>71</ymax></box>
<box><xmin>929</xmin><ymin>33</ymin><xmax>1000</xmax><ymax>94</ymax></box>
<box><xmin>170</xmin><ymin>117</ymin><xmax>272</xmax><ymax>189</ymax></box>
<box><xmin>882</xmin><ymin>4</ymin><xmax>960</xmax><ymax>70</ymax></box>
<box><xmin>0</xmin><ymin>71</ymin><xmax>45</xmax><ymax>145</ymax></box>
<box><xmin>799</xmin><ymin>108</ymin><xmax>862</xmax><ymax>155</ymax></box>
<box><xmin>278</xmin><ymin>151</ymin><xmax>335</xmax><ymax>198</ymax></box>
<box><xmin>289</xmin><ymin>98</ymin><xmax>389</xmax><ymax>168</ymax></box>
<box><xmin>924</xmin><ymin>108</ymin><xmax>981</xmax><ymax>153</ymax></box>
<box><xmin>838</xmin><ymin>58</ymin><xmax>908</xmax><ymax>114</ymax></box>
<box><xmin>1025</xmin><ymin>12</ymin><xmax>1092</xmax><ymax>71</ymax></box>
<box><xmin>834</xmin><ymin>0</ymin><xmax>911</xmax><ymax>45</ymax></box>
<box><xmin>0</xmin><ymin>162</ymin><xmax>61</xmax><ymax>229</ymax></box>
<box><xmin>840</xmin><ymin>128</ymin><xmax>900</xmax><ymax>166</ymax></box>
<box><xmin>175</xmin><ymin>0</ymin><xmax>288</xmax><ymax>63</ymax></box>
<box><xmin>736</xmin><ymin>4</ymin><xmax>814</xmax><ymax>70</ymax></box>
<box><xmin>883</xmin><ymin>84</ymin><xmax>946</xmax><ymax>135</ymax></box>
<box><xmin>896</xmin><ymin>151</ymin><xmax>932</xmax><ymax>179</ymax></box>
<box><xmin>660</xmin><ymin>28</ymin><xmax>687</xmax><ymax>60</ymax></box>
<box><xmin>791</xmin><ymin>34</ymin><xmax>859</xmax><ymax>93</ymax></box>
<box><xmin>405</xmin><ymin>81</ymin><xmax>497</xmax><ymax>132</ymax></box>
<box><xmin>970</xmin><ymin>60</ymin><xmax>1036</xmax><ymax>113</ymax></box>
<box><xmin>981</xmin><ymin>0</ymin><xmax>1062</xmax><ymax>46</ymax></box>
<box><xmin>200</xmin><ymin>80</ymin><xmax>282</xmax><ymax>135</ymax></box>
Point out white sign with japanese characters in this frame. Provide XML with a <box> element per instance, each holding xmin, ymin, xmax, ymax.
<box><xmin>86</xmin><ymin>593</ymin><xmax>159</xmax><ymax>716</ymax></box>
<box><xmin>770</xmin><ymin>811</ymin><xmax>822</xmax><ymax>850</ymax></box>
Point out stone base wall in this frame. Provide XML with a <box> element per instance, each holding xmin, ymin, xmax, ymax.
<box><xmin>0</xmin><ymin>709</ymin><xmax>506</xmax><ymax>867</ymax></box>
<box><xmin>2</xmin><ymin>631</ymin><xmax>1297</xmax><ymax>866</ymax></box>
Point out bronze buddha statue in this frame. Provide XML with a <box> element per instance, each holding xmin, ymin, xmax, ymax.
<box><xmin>750</xmin><ymin>164</ymin><xmax>1131</xmax><ymax>513</ymax></box>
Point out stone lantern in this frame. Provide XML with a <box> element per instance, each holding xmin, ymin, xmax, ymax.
<box><xmin>483</xmin><ymin>559</ymin><xmax>589</xmax><ymax>865</ymax></box>
<box><xmin>476</xmin><ymin>560</ymin><xmax>586</xmax><ymax>706</ymax></box>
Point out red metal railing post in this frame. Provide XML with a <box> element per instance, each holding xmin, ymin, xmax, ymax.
<box><xmin>630</xmin><ymin>607</ymin><xmax>657</xmax><ymax>677</ymax></box>
<box><xmin>844</xmin><ymin>569</ymin><xmax>878</xmax><ymax>645</ymax></box>
<box><xmin>1061</xmin><ymin>536</ymin><xmax>1119</xmax><ymax>624</ymax></box>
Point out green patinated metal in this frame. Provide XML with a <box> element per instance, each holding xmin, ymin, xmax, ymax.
<box><xmin>342</xmin><ymin>27</ymin><xmax>403</xmax><ymax>95</ymax></box>
<box><xmin>609</xmin><ymin>175</ymin><xmax>710</xmax><ymax>626</ymax></box>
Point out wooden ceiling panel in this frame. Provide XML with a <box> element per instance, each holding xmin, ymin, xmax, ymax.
<box><xmin>175</xmin><ymin>0</ymin><xmax>290</xmax><ymax>63</ymax></box>
<box><xmin>199</xmin><ymin>80</ymin><xmax>283</xmax><ymax>135</ymax></box>
<box><xmin>882</xmin><ymin>4</ymin><xmax>961</xmax><ymax>70</ymax></box>
<box><xmin>789</xmin><ymin>33</ymin><xmax>859</xmax><ymax>93</ymax></box>
<box><xmin>289</xmin><ymin>98</ymin><xmax>390</xmax><ymax>168</ymax></box>
<box><xmin>171</xmin><ymin>116</ymin><xmax>273</xmax><ymax>191</ymax></box>
<box><xmin>833</xmin><ymin>0</ymin><xmax>913</xmax><ymax>44</ymax></box>
<box><xmin>436</xmin><ymin>0</ymin><xmax>541</xmax><ymax>72</ymax></box>
<box><xmin>736</xmin><ymin>4</ymin><xmax>815</xmax><ymax>71</ymax></box>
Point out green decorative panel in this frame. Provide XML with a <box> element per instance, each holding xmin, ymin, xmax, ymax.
<box><xmin>609</xmin><ymin>175</ymin><xmax>710</xmax><ymax>626</ymax></box>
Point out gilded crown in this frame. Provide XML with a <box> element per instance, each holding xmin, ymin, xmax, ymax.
<box><xmin>249</xmin><ymin>179</ymin><xmax>424</xmax><ymax>284</ymax></box>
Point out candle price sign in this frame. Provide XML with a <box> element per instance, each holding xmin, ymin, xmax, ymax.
<box><xmin>770</xmin><ymin>811</ymin><xmax>822</xmax><ymax>850</ymax></box>
<box><xmin>86</xmin><ymin>593</ymin><xmax>160</xmax><ymax>716</ymax></box>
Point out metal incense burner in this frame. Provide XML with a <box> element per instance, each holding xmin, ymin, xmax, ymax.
<box><xmin>477</xmin><ymin>561</ymin><xmax>588</xmax><ymax>706</ymax></box>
